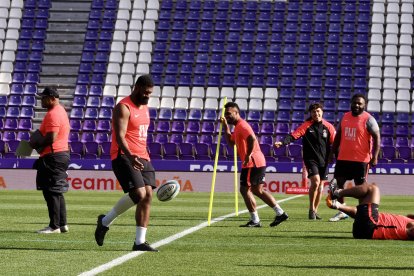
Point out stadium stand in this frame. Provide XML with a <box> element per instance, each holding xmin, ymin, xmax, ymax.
<box><xmin>0</xmin><ymin>0</ymin><xmax>413</xmax><ymax>162</ymax></box>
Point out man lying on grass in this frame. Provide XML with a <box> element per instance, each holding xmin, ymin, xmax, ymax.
<box><xmin>326</xmin><ymin>180</ymin><xmax>414</xmax><ymax>240</ymax></box>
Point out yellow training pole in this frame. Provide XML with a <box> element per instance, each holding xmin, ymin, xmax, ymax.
<box><xmin>207</xmin><ymin>97</ymin><xmax>227</xmax><ymax>226</ymax></box>
<box><xmin>233</xmin><ymin>144</ymin><xmax>238</xmax><ymax>216</ymax></box>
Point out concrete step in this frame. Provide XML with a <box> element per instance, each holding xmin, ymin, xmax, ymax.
<box><xmin>48</xmin><ymin>22</ymin><xmax>87</xmax><ymax>33</ymax></box>
<box><xmin>49</xmin><ymin>11</ymin><xmax>90</xmax><ymax>23</ymax></box>
<box><xmin>44</xmin><ymin>43</ymin><xmax>83</xmax><ymax>55</ymax></box>
<box><xmin>46</xmin><ymin>33</ymin><xmax>85</xmax><ymax>43</ymax></box>
<box><xmin>50</xmin><ymin>1</ymin><xmax>91</xmax><ymax>12</ymax></box>
<box><xmin>38</xmin><ymin>76</ymin><xmax>78</xmax><ymax>86</ymax></box>
<box><xmin>41</xmin><ymin>65</ymin><xmax>79</xmax><ymax>76</ymax></box>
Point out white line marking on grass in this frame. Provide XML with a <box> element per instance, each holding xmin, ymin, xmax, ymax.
<box><xmin>79</xmin><ymin>195</ymin><xmax>303</xmax><ymax>276</ymax></box>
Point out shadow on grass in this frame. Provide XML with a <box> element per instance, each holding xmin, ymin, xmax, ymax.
<box><xmin>240</xmin><ymin>264</ymin><xmax>414</xmax><ymax>271</ymax></box>
<box><xmin>235</xmin><ymin>234</ymin><xmax>352</xmax><ymax>240</ymax></box>
<box><xmin>0</xmin><ymin>246</ymin><xmax>127</xmax><ymax>252</ymax></box>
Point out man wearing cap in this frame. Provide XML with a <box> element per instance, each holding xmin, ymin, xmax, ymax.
<box><xmin>30</xmin><ymin>86</ymin><xmax>70</xmax><ymax>234</ymax></box>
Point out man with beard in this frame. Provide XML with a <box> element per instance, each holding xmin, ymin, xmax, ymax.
<box><xmin>328</xmin><ymin>94</ymin><xmax>380</xmax><ymax>222</ymax></box>
<box><xmin>94</xmin><ymin>75</ymin><xmax>158</xmax><ymax>251</ymax></box>
<box><xmin>221</xmin><ymin>102</ymin><xmax>288</xmax><ymax>228</ymax></box>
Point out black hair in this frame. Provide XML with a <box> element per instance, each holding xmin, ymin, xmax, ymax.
<box><xmin>351</xmin><ymin>93</ymin><xmax>367</xmax><ymax>103</ymax></box>
<box><xmin>308</xmin><ymin>102</ymin><xmax>323</xmax><ymax>113</ymax></box>
<box><xmin>224</xmin><ymin>102</ymin><xmax>240</xmax><ymax>111</ymax></box>
<box><xmin>134</xmin><ymin>74</ymin><xmax>154</xmax><ymax>88</ymax></box>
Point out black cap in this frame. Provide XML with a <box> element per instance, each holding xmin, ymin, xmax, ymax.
<box><xmin>37</xmin><ymin>87</ymin><xmax>59</xmax><ymax>98</ymax></box>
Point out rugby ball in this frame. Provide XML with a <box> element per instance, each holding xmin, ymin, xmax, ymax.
<box><xmin>157</xmin><ymin>180</ymin><xmax>180</xmax><ymax>202</ymax></box>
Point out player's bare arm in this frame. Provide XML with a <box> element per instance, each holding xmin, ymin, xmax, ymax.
<box><xmin>243</xmin><ymin>135</ymin><xmax>255</xmax><ymax>166</ymax></box>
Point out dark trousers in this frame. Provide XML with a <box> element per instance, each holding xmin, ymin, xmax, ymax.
<box><xmin>42</xmin><ymin>190</ymin><xmax>67</xmax><ymax>229</ymax></box>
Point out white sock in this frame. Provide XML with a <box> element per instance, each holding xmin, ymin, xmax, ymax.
<box><xmin>135</xmin><ymin>226</ymin><xmax>147</xmax><ymax>245</ymax></box>
<box><xmin>273</xmin><ymin>204</ymin><xmax>284</xmax><ymax>216</ymax></box>
<box><xmin>102</xmin><ymin>194</ymin><xmax>135</xmax><ymax>227</ymax></box>
<box><xmin>250</xmin><ymin>211</ymin><xmax>260</xmax><ymax>223</ymax></box>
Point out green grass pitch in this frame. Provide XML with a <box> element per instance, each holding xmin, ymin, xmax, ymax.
<box><xmin>1</xmin><ymin>190</ymin><xmax>414</xmax><ymax>275</ymax></box>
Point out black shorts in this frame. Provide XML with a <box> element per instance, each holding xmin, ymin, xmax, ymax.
<box><xmin>352</xmin><ymin>203</ymin><xmax>379</xmax><ymax>239</ymax></box>
<box><xmin>334</xmin><ymin>160</ymin><xmax>368</xmax><ymax>185</ymax></box>
<box><xmin>304</xmin><ymin>160</ymin><xmax>328</xmax><ymax>180</ymax></box>
<box><xmin>112</xmin><ymin>155</ymin><xmax>156</xmax><ymax>193</ymax></box>
<box><xmin>240</xmin><ymin>167</ymin><xmax>266</xmax><ymax>187</ymax></box>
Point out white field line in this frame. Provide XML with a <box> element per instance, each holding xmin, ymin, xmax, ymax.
<box><xmin>79</xmin><ymin>195</ymin><xmax>303</xmax><ymax>276</ymax></box>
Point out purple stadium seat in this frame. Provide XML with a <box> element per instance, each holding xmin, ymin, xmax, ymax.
<box><xmin>69</xmin><ymin>132</ymin><xmax>80</xmax><ymax>142</ymax></box>
<box><xmin>3</xmin><ymin>131</ymin><xmax>16</xmax><ymax>142</ymax></box>
<box><xmin>81</xmin><ymin>132</ymin><xmax>95</xmax><ymax>143</ymax></box>
<box><xmin>171</xmin><ymin>121</ymin><xmax>185</xmax><ymax>134</ymax></box>
<box><xmin>395</xmin><ymin>137</ymin><xmax>409</xmax><ymax>148</ymax></box>
<box><xmin>98</xmin><ymin>107</ymin><xmax>112</xmax><ymax>119</ymax></box>
<box><xmin>22</xmin><ymin>96</ymin><xmax>36</xmax><ymax>106</ymax></box>
<box><xmin>276</xmin><ymin>123</ymin><xmax>290</xmax><ymax>135</ymax></box>
<box><xmin>170</xmin><ymin>134</ymin><xmax>184</xmax><ymax>144</ymax></box>
<box><xmin>277</xmin><ymin>111</ymin><xmax>290</xmax><ymax>122</ymax></box>
<box><xmin>381</xmin><ymin>146</ymin><xmax>396</xmax><ymax>161</ymax></box>
<box><xmin>288</xmin><ymin>144</ymin><xmax>303</xmax><ymax>161</ymax></box>
<box><xmin>100</xmin><ymin>142</ymin><xmax>111</xmax><ymax>159</ymax></box>
<box><xmin>148</xmin><ymin>142</ymin><xmax>163</xmax><ymax>159</ymax></box>
<box><xmin>260</xmin><ymin>144</ymin><xmax>276</xmax><ymax>162</ymax></box>
<box><xmin>211</xmin><ymin>143</ymin><xmax>227</xmax><ymax>160</ymax></box>
<box><xmin>16</xmin><ymin>131</ymin><xmax>30</xmax><ymax>141</ymax></box>
<box><xmin>158</xmin><ymin>108</ymin><xmax>173</xmax><ymax>120</ymax></box>
<box><xmin>97</xmin><ymin>120</ymin><xmax>111</xmax><ymax>132</ymax></box>
<box><xmin>84</xmin><ymin>141</ymin><xmax>99</xmax><ymax>159</ymax></box>
<box><xmin>199</xmin><ymin>134</ymin><xmax>213</xmax><ymax>145</ymax></box>
<box><xmin>82</xmin><ymin>120</ymin><xmax>97</xmax><ymax>132</ymax></box>
<box><xmin>249</xmin><ymin>122</ymin><xmax>260</xmax><ymax>134</ymax></box>
<box><xmin>84</xmin><ymin>108</ymin><xmax>98</xmax><ymax>119</ymax></box>
<box><xmin>179</xmin><ymin>143</ymin><xmax>195</xmax><ymax>160</ymax></box>
<box><xmin>174</xmin><ymin>109</ymin><xmax>187</xmax><ymax>121</ymax></box>
<box><xmin>18</xmin><ymin>119</ymin><xmax>32</xmax><ymax>130</ymax></box>
<box><xmin>194</xmin><ymin>143</ymin><xmax>211</xmax><ymax>160</ymax></box>
<box><xmin>262</xmin><ymin>111</ymin><xmax>276</xmax><ymax>122</ymax></box>
<box><xmin>186</xmin><ymin>121</ymin><xmax>200</xmax><ymax>134</ymax></box>
<box><xmin>259</xmin><ymin>135</ymin><xmax>273</xmax><ymax>145</ymax></box>
<box><xmin>70</xmin><ymin>141</ymin><xmax>84</xmax><ymax>158</ymax></box>
<box><xmin>156</xmin><ymin>121</ymin><xmax>171</xmax><ymax>133</ymax></box>
<box><xmin>396</xmin><ymin>125</ymin><xmax>409</xmax><ymax>137</ymax></box>
<box><xmin>95</xmin><ymin>132</ymin><xmax>109</xmax><ymax>144</ymax></box>
<box><xmin>4</xmin><ymin>118</ymin><xmax>18</xmax><ymax>130</ymax></box>
<box><xmin>164</xmin><ymin>143</ymin><xmax>179</xmax><ymax>160</ymax></box>
<box><xmin>260</xmin><ymin>122</ymin><xmax>275</xmax><ymax>135</ymax></box>
<box><xmin>381</xmin><ymin>137</ymin><xmax>394</xmax><ymax>147</ymax></box>
<box><xmin>73</xmin><ymin>96</ymin><xmax>87</xmax><ymax>107</ymax></box>
<box><xmin>201</xmin><ymin>121</ymin><xmax>215</xmax><ymax>134</ymax></box>
<box><xmin>155</xmin><ymin>133</ymin><xmax>169</xmax><ymax>144</ymax></box>
<box><xmin>182</xmin><ymin>132</ymin><xmax>199</xmax><ymax>145</ymax></box>
<box><xmin>397</xmin><ymin>147</ymin><xmax>412</xmax><ymax>161</ymax></box>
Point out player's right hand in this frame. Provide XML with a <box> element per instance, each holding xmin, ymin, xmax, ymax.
<box><xmin>129</xmin><ymin>155</ymin><xmax>144</xmax><ymax>171</ymax></box>
<box><xmin>274</xmin><ymin>142</ymin><xmax>283</xmax><ymax>148</ymax></box>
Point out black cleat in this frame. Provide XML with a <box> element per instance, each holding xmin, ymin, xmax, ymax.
<box><xmin>95</xmin><ymin>214</ymin><xmax>109</xmax><ymax>246</ymax></box>
<box><xmin>240</xmin><ymin>220</ymin><xmax>262</xmax><ymax>228</ymax></box>
<box><xmin>328</xmin><ymin>178</ymin><xmax>339</xmax><ymax>200</ymax></box>
<box><xmin>270</xmin><ymin>212</ymin><xmax>289</xmax><ymax>227</ymax></box>
<box><xmin>132</xmin><ymin>241</ymin><xmax>159</xmax><ymax>252</ymax></box>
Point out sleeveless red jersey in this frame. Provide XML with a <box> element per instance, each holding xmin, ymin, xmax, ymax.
<box><xmin>110</xmin><ymin>96</ymin><xmax>150</xmax><ymax>160</ymax></box>
<box><xmin>231</xmin><ymin>119</ymin><xmax>265</xmax><ymax>168</ymax></box>
<box><xmin>373</xmin><ymin>213</ymin><xmax>414</xmax><ymax>240</ymax></box>
<box><xmin>337</xmin><ymin>111</ymin><xmax>372</xmax><ymax>162</ymax></box>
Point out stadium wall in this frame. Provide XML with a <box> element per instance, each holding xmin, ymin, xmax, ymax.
<box><xmin>1</xmin><ymin>160</ymin><xmax>413</xmax><ymax>195</ymax></box>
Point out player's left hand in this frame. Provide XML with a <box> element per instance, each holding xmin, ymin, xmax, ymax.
<box><xmin>220</xmin><ymin>116</ymin><xmax>227</xmax><ymax>126</ymax></box>
<box><xmin>370</xmin><ymin>156</ymin><xmax>378</xmax><ymax>167</ymax></box>
<box><xmin>243</xmin><ymin>155</ymin><xmax>250</xmax><ymax>166</ymax></box>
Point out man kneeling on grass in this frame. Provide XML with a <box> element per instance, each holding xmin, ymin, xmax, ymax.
<box><xmin>326</xmin><ymin>180</ymin><xmax>414</xmax><ymax>240</ymax></box>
